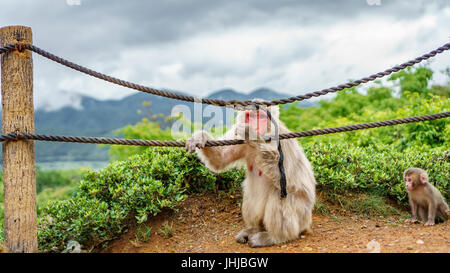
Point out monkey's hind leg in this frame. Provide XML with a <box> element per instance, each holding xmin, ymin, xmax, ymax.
<box><xmin>247</xmin><ymin>231</ymin><xmax>276</xmax><ymax>248</ymax></box>
<box><xmin>235</xmin><ymin>228</ymin><xmax>259</xmax><ymax>244</ymax></box>
<box><xmin>418</xmin><ymin>206</ymin><xmax>428</xmax><ymax>223</ymax></box>
<box><xmin>436</xmin><ymin>204</ymin><xmax>449</xmax><ymax>222</ymax></box>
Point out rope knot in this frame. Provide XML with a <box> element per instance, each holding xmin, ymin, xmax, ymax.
<box><xmin>15</xmin><ymin>42</ymin><xmax>25</xmax><ymax>53</ymax></box>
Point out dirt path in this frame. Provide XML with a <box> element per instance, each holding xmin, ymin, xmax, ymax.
<box><xmin>103</xmin><ymin>193</ymin><xmax>450</xmax><ymax>253</ymax></box>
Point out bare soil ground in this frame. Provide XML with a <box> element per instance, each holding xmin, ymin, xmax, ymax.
<box><xmin>102</xmin><ymin>193</ymin><xmax>450</xmax><ymax>253</ymax></box>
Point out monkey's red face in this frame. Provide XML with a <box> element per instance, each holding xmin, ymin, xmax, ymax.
<box><xmin>245</xmin><ymin>110</ymin><xmax>268</xmax><ymax>135</ymax></box>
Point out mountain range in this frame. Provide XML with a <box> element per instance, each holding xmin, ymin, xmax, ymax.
<box><xmin>1</xmin><ymin>88</ymin><xmax>315</xmax><ymax>162</ymax></box>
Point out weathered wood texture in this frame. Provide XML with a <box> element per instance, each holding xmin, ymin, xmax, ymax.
<box><xmin>0</xmin><ymin>26</ymin><xmax>37</xmax><ymax>253</ymax></box>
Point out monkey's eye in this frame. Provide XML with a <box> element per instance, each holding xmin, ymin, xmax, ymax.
<box><xmin>259</xmin><ymin>113</ymin><xmax>267</xmax><ymax>120</ymax></box>
<box><xmin>248</xmin><ymin>112</ymin><xmax>257</xmax><ymax>119</ymax></box>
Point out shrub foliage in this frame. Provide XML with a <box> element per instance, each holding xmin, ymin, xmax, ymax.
<box><xmin>37</xmin><ymin>148</ymin><xmax>244</xmax><ymax>251</ymax></box>
<box><xmin>35</xmin><ymin>144</ymin><xmax>448</xmax><ymax>251</ymax></box>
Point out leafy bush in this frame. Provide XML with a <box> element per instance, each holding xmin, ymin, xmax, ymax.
<box><xmin>307</xmin><ymin>143</ymin><xmax>449</xmax><ymax>203</ymax></box>
<box><xmin>37</xmin><ymin>148</ymin><xmax>244</xmax><ymax>251</ymax></box>
<box><xmin>389</xmin><ymin>67</ymin><xmax>433</xmax><ymax>98</ymax></box>
<box><xmin>38</xmin><ymin>196</ymin><xmax>127</xmax><ymax>251</ymax></box>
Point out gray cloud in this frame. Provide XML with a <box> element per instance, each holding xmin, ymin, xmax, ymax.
<box><xmin>1</xmin><ymin>0</ymin><xmax>439</xmax><ymax>53</ymax></box>
<box><xmin>0</xmin><ymin>0</ymin><xmax>449</xmax><ymax>110</ymax></box>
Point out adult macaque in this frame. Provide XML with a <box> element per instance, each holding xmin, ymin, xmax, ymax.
<box><xmin>185</xmin><ymin>102</ymin><xmax>316</xmax><ymax>247</ymax></box>
<box><xmin>403</xmin><ymin>168</ymin><xmax>449</xmax><ymax>226</ymax></box>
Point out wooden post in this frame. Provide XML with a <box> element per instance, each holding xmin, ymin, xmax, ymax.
<box><xmin>0</xmin><ymin>26</ymin><xmax>37</xmax><ymax>253</ymax></box>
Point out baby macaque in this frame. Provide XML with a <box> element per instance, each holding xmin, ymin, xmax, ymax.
<box><xmin>403</xmin><ymin>168</ymin><xmax>449</xmax><ymax>226</ymax></box>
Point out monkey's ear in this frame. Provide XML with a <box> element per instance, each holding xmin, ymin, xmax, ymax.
<box><xmin>420</xmin><ymin>173</ymin><xmax>428</xmax><ymax>183</ymax></box>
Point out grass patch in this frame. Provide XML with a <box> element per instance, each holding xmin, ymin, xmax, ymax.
<box><xmin>135</xmin><ymin>226</ymin><xmax>152</xmax><ymax>242</ymax></box>
<box><xmin>159</xmin><ymin>221</ymin><xmax>174</xmax><ymax>238</ymax></box>
<box><xmin>318</xmin><ymin>190</ymin><xmax>409</xmax><ymax>219</ymax></box>
<box><xmin>313</xmin><ymin>200</ymin><xmax>330</xmax><ymax>215</ymax></box>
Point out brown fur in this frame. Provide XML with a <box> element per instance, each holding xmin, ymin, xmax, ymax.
<box><xmin>403</xmin><ymin>168</ymin><xmax>449</xmax><ymax>226</ymax></box>
<box><xmin>186</xmin><ymin>103</ymin><xmax>316</xmax><ymax>247</ymax></box>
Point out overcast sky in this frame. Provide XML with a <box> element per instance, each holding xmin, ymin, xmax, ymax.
<box><xmin>0</xmin><ymin>0</ymin><xmax>449</xmax><ymax>110</ymax></box>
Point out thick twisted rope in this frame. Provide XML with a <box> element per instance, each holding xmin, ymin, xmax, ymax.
<box><xmin>275</xmin><ymin>112</ymin><xmax>450</xmax><ymax>140</ymax></box>
<box><xmin>0</xmin><ymin>44</ymin><xmax>16</xmax><ymax>54</ymax></box>
<box><xmin>1</xmin><ymin>42</ymin><xmax>449</xmax><ymax>108</ymax></box>
<box><xmin>1</xmin><ymin>112</ymin><xmax>448</xmax><ymax>146</ymax></box>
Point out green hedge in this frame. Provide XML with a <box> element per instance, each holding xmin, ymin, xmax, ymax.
<box><xmin>2</xmin><ymin>144</ymin><xmax>448</xmax><ymax>251</ymax></box>
<box><xmin>37</xmin><ymin>148</ymin><xmax>244</xmax><ymax>251</ymax></box>
<box><xmin>307</xmin><ymin>143</ymin><xmax>449</xmax><ymax>203</ymax></box>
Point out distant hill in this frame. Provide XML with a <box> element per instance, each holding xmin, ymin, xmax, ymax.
<box><xmin>0</xmin><ymin>88</ymin><xmax>315</xmax><ymax>162</ymax></box>
<box><xmin>206</xmin><ymin>88</ymin><xmax>250</xmax><ymax>101</ymax></box>
<box><xmin>206</xmin><ymin>87</ymin><xmax>313</xmax><ymax>108</ymax></box>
